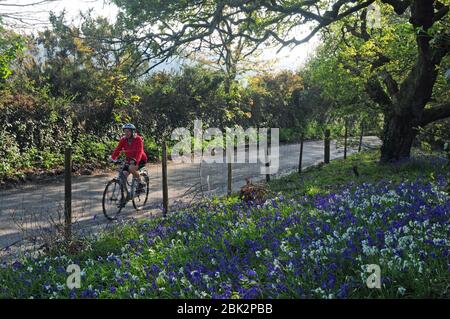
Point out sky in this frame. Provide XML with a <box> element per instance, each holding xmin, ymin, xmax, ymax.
<box><xmin>1</xmin><ymin>0</ymin><xmax>319</xmax><ymax>72</ymax></box>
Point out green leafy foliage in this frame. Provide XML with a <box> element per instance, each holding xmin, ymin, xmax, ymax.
<box><xmin>0</xmin><ymin>25</ymin><xmax>23</xmax><ymax>80</ymax></box>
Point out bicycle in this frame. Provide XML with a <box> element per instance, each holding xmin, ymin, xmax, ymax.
<box><xmin>102</xmin><ymin>159</ymin><xmax>150</xmax><ymax>220</ymax></box>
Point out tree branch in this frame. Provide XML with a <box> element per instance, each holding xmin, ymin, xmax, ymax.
<box><xmin>380</xmin><ymin>70</ymin><xmax>399</xmax><ymax>97</ymax></box>
<box><xmin>365</xmin><ymin>75</ymin><xmax>392</xmax><ymax>109</ymax></box>
<box><xmin>0</xmin><ymin>0</ymin><xmax>57</xmax><ymax>7</ymax></box>
<box><xmin>371</xmin><ymin>54</ymin><xmax>391</xmax><ymax>71</ymax></box>
<box><xmin>380</xmin><ymin>0</ymin><xmax>410</xmax><ymax>15</ymax></box>
<box><xmin>433</xmin><ymin>0</ymin><xmax>449</xmax><ymax>23</ymax></box>
<box><xmin>420</xmin><ymin>102</ymin><xmax>450</xmax><ymax>126</ymax></box>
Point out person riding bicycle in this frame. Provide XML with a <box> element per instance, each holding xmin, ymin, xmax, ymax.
<box><xmin>110</xmin><ymin>123</ymin><xmax>148</xmax><ymax>194</ymax></box>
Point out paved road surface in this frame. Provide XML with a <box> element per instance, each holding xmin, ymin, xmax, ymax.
<box><xmin>0</xmin><ymin>136</ymin><xmax>380</xmax><ymax>256</ymax></box>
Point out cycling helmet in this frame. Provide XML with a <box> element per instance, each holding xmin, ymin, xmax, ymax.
<box><xmin>122</xmin><ymin>123</ymin><xmax>136</xmax><ymax>132</ymax></box>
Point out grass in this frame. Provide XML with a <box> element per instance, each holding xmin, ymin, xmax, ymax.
<box><xmin>268</xmin><ymin>149</ymin><xmax>448</xmax><ymax>197</ymax></box>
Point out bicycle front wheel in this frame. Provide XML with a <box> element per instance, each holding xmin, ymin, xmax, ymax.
<box><xmin>102</xmin><ymin>179</ymin><xmax>125</xmax><ymax>220</ymax></box>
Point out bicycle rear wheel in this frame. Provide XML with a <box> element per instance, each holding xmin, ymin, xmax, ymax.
<box><xmin>132</xmin><ymin>172</ymin><xmax>149</xmax><ymax>211</ymax></box>
<box><xmin>102</xmin><ymin>179</ymin><xmax>125</xmax><ymax>220</ymax></box>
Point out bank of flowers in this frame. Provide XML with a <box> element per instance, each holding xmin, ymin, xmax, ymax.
<box><xmin>1</xmin><ymin>174</ymin><xmax>448</xmax><ymax>298</ymax></box>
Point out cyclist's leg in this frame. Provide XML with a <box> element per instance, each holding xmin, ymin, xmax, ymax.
<box><xmin>118</xmin><ymin>165</ymin><xmax>130</xmax><ymax>204</ymax></box>
<box><xmin>122</xmin><ymin>164</ymin><xmax>130</xmax><ymax>181</ymax></box>
<box><xmin>138</xmin><ymin>159</ymin><xmax>146</xmax><ymax>170</ymax></box>
<box><xmin>131</xmin><ymin>161</ymin><xmax>147</xmax><ymax>193</ymax></box>
<box><xmin>129</xmin><ymin>164</ymin><xmax>142</xmax><ymax>183</ymax></box>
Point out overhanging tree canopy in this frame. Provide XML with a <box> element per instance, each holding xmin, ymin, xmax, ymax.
<box><xmin>112</xmin><ymin>0</ymin><xmax>450</xmax><ymax>162</ymax></box>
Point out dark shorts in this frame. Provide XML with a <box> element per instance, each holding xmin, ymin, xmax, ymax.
<box><xmin>123</xmin><ymin>159</ymin><xmax>146</xmax><ymax>172</ymax></box>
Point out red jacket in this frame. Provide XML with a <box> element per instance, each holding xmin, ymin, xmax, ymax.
<box><xmin>112</xmin><ymin>134</ymin><xmax>148</xmax><ymax>163</ymax></box>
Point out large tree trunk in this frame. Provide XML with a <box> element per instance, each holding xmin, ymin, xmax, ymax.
<box><xmin>380</xmin><ymin>101</ymin><xmax>450</xmax><ymax>163</ymax></box>
<box><xmin>364</xmin><ymin>0</ymin><xmax>450</xmax><ymax>163</ymax></box>
<box><xmin>380</xmin><ymin>115</ymin><xmax>417</xmax><ymax>162</ymax></box>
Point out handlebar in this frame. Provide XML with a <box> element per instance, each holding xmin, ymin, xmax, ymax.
<box><xmin>109</xmin><ymin>157</ymin><xmax>137</xmax><ymax>165</ymax></box>
<box><xmin>109</xmin><ymin>157</ymin><xmax>123</xmax><ymax>165</ymax></box>
<box><xmin>109</xmin><ymin>158</ymin><xmax>136</xmax><ymax>165</ymax></box>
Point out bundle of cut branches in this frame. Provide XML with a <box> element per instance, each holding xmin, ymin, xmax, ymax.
<box><xmin>240</xmin><ymin>178</ymin><xmax>269</xmax><ymax>204</ymax></box>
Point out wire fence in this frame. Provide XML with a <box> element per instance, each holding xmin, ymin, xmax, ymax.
<box><xmin>0</xmin><ymin>135</ymin><xmax>381</xmax><ymax>261</ymax></box>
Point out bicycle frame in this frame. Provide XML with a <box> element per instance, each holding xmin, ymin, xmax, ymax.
<box><xmin>115</xmin><ymin>161</ymin><xmax>148</xmax><ymax>201</ymax></box>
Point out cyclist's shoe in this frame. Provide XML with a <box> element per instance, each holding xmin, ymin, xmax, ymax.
<box><xmin>136</xmin><ymin>182</ymin><xmax>146</xmax><ymax>194</ymax></box>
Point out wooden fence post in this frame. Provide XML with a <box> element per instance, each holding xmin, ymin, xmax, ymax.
<box><xmin>265</xmin><ymin>129</ymin><xmax>272</xmax><ymax>182</ymax></box>
<box><xmin>298</xmin><ymin>133</ymin><xmax>304</xmax><ymax>174</ymax></box>
<box><xmin>226</xmin><ymin>132</ymin><xmax>232</xmax><ymax>195</ymax></box>
<box><xmin>64</xmin><ymin>147</ymin><xmax>72</xmax><ymax>243</ymax></box>
<box><xmin>344</xmin><ymin>122</ymin><xmax>348</xmax><ymax>160</ymax></box>
<box><xmin>227</xmin><ymin>161</ymin><xmax>232</xmax><ymax>195</ymax></box>
<box><xmin>358</xmin><ymin>121</ymin><xmax>364</xmax><ymax>152</ymax></box>
<box><xmin>265</xmin><ymin>162</ymin><xmax>270</xmax><ymax>182</ymax></box>
<box><xmin>324</xmin><ymin>128</ymin><xmax>330</xmax><ymax>164</ymax></box>
<box><xmin>162</xmin><ymin>141</ymin><xmax>169</xmax><ymax>216</ymax></box>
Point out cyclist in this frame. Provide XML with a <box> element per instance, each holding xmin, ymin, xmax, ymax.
<box><xmin>110</xmin><ymin>123</ymin><xmax>148</xmax><ymax>193</ymax></box>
